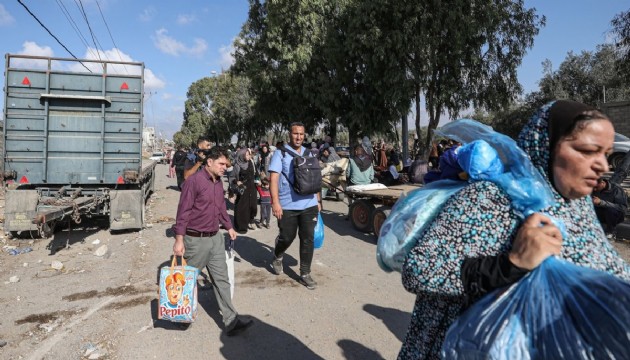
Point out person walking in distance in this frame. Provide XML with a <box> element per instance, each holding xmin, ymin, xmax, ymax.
<box><xmin>257</xmin><ymin>177</ymin><xmax>272</xmax><ymax>228</ymax></box>
<box><xmin>172</xmin><ymin>146</ymin><xmax>188</xmax><ymax>190</ymax></box>
<box><xmin>268</xmin><ymin>122</ymin><xmax>322</xmax><ymax>289</ymax></box>
<box><xmin>172</xmin><ymin>146</ymin><xmax>253</xmax><ymax>336</ymax></box>
<box><xmin>167</xmin><ymin>149</ymin><xmax>175</xmax><ymax>178</ymax></box>
<box><xmin>184</xmin><ymin>136</ymin><xmax>212</xmax><ymax>180</ymax></box>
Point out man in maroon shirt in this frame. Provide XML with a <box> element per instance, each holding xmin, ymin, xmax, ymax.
<box><xmin>172</xmin><ymin>146</ymin><xmax>253</xmax><ymax>336</ymax></box>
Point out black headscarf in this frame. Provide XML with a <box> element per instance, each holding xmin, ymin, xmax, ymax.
<box><xmin>353</xmin><ymin>146</ymin><xmax>373</xmax><ymax>172</ymax></box>
<box><xmin>547</xmin><ymin>100</ymin><xmax>596</xmax><ymax>154</ymax></box>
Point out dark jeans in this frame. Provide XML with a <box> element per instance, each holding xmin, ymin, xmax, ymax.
<box><xmin>175</xmin><ymin>166</ymin><xmax>185</xmax><ymax>189</ymax></box>
<box><xmin>260</xmin><ymin>203</ymin><xmax>271</xmax><ymax>224</ymax></box>
<box><xmin>274</xmin><ymin>205</ymin><xmax>318</xmax><ymax>275</ymax></box>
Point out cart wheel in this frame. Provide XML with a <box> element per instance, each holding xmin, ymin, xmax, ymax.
<box><xmin>372</xmin><ymin>207</ymin><xmax>391</xmax><ymax>238</ymax></box>
<box><xmin>349</xmin><ymin>200</ymin><xmax>375</xmax><ymax>232</ymax></box>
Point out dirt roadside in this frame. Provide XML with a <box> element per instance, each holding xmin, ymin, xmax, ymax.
<box><xmin>1</xmin><ymin>164</ymin><xmax>629</xmax><ymax>360</ymax></box>
<box><xmin>0</xmin><ymin>164</ymin><xmax>415</xmax><ymax>360</ymax></box>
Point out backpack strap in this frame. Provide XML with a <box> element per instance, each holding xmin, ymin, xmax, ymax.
<box><xmin>278</xmin><ymin>146</ymin><xmax>311</xmax><ymax>188</ymax></box>
<box><xmin>279</xmin><ymin>146</ymin><xmax>310</xmax><ymax>158</ymax></box>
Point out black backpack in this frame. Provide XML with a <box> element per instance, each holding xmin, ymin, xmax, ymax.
<box><xmin>279</xmin><ymin>147</ymin><xmax>322</xmax><ymax>195</ymax></box>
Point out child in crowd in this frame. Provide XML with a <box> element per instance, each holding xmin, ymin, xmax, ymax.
<box><xmin>256</xmin><ymin>177</ymin><xmax>272</xmax><ymax>228</ymax></box>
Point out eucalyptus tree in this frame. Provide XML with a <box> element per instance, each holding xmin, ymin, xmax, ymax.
<box><xmin>210</xmin><ymin>73</ymin><xmax>255</xmax><ymax>145</ymax></box>
<box><xmin>181</xmin><ymin>77</ymin><xmax>218</xmax><ymax>145</ymax></box>
<box><xmin>408</xmin><ymin>0</ymin><xmax>544</xmax><ymax>156</ymax></box>
<box><xmin>307</xmin><ymin>0</ymin><xmax>412</xmax><ymax>142</ymax></box>
<box><xmin>233</xmin><ymin>0</ymin><xmax>329</xmax><ymax>134</ymax></box>
<box><xmin>611</xmin><ymin>9</ymin><xmax>630</xmax><ymax>83</ymax></box>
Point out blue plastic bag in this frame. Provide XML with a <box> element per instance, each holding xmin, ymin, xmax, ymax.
<box><xmin>435</xmin><ymin>119</ymin><xmax>556</xmax><ymax>219</ymax></box>
<box><xmin>377</xmin><ymin>179</ymin><xmax>466</xmax><ymax>272</ymax></box>
<box><xmin>441</xmin><ymin>257</ymin><xmax>630</xmax><ymax>359</ymax></box>
<box><xmin>377</xmin><ymin>120</ymin><xmax>564</xmax><ymax>273</ymax></box>
<box><xmin>314</xmin><ymin>213</ymin><xmax>324</xmax><ymax>249</ymax></box>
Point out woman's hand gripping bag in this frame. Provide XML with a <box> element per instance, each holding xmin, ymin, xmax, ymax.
<box><xmin>314</xmin><ymin>213</ymin><xmax>324</xmax><ymax>249</ymax></box>
<box><xmin>441</xmin><ymin>258</ymin><xmax>630</xmax><ymax>359</ymax></box>
<box><xmin>158</xmin><ymin>256</ymin><xmax>200</xmax><ymax>323</ymax></box>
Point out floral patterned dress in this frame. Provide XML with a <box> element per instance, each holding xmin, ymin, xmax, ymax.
<box><xmin>398</xmin><ymin>101</ymin><xmax>630</xmax><ymax>359</ymax></box>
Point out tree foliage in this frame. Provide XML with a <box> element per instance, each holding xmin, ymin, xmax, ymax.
<box><xmin>211</xmin><ymin>74</ymin><xmax>255</xmax><ymax>145</ymax></box>
<box><xmin>412</xmin><ymin>0</ymin><xmax>544</xmax><ymax>156</ymax></box>
<box><xmin>180</xmin><ymin>77</ymin><xmax>216</xmax><ymax>147</ymax></box>
<box><xmin>233</xmin><ymin>0</ymin><xmax>329</xmax><ymax>133</ymax></box>
<box><xmin>611</xmin><ymin>9</ymin><xmax>630</xmax><ymax>83</ymax></box>
<box><xmin>233</xmin><ymin>0</ymin><xmax>543</xmax><ymax>157</ymax></box>
<box><xmin>536</xmin><ymin>44</ymin><xmax>630</xmax><ymax>107</ymax></box>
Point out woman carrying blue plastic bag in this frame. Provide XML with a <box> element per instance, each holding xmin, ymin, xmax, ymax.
<box><xmin>397</xmin><ymin>100</ymin><xmax>630</xmax><ymax>360</ymax></box>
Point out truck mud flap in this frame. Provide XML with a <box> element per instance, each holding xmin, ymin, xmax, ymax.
<box><xmin>109</xmin><ymin>190</ymin><xmax>143</xmax><ymax>231</ymax></box>
<box><xmin>4</xmin><ymin>190</ymin><xmax>39</xmax><ymax>233</ymax></box>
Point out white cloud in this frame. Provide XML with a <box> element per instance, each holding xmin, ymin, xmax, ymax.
<box><xmin>176</xmin><ymin>14</ymin><xmax>196</xmax><ymax>25</ymax></box>
<box><xmin>139</xmin><ymin>7</ymin><xmax>156</xmax><ymax>22</ymax></box>
<box><xmin>145</xmin><ymin>69</ymin><xmax>166</xmax><ymax>90</ymax></box>
<box><xmin>63</xmin><ymin>47</ymin><xmax>166</xmax><ymax>90</ymax></box>
<box><xmin>18</xmin><ymin>41</ymin><xmax>55</xmax><ymax>57</ymax></box>
<box><xmin>219</xmin><ymin>41</ymin><xmax>235</xmax><ymax>69</ymax></box>
<box><xmin>153</xmin><ymin>28</ymin><xmax>207</xmax><ymax>57</ymax></box>
<box><xmin>10</xmin><ymin>42</ymin><xmax>55</xmax><ymax>69</ymax></box>
<box><xmin>0</xmin><ymin>4</ymin><xmax>15</xmax><ymax>26</ymax></box>
<box><xmin>161</xmin><ymin>93</ymin><xmax>173</xmax><ymax>100</ymax></box>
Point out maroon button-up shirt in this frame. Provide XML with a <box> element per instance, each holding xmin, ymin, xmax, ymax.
<box><xmin>173</xmin><ymin>167</ymin><xmax>232</xmax><ymax>235</ymax></box>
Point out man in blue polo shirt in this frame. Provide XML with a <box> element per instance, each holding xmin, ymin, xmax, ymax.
<box><xmin>268</xmin><ymin>122</ymin><xmax>321</xmax><ymax>290</ymax></box>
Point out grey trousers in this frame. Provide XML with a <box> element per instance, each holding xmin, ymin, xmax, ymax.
<box><xmin>183</xmin><ymin>232</ymin><xmax>237</xmax><ymax>327</ymax></box>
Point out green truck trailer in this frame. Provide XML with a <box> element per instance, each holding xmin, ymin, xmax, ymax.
<box><xmin>2</xmin><ymin>54</ymin><xmax>156</xmax><ymax>238</ymax></box>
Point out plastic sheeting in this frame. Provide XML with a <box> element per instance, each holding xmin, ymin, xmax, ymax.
<box><xmin>442</xmin><ymin>257</ymin><xmax>630</xmax><ymax>359</ymax></box>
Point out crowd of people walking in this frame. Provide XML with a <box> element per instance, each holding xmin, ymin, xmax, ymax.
<box><xmin>161</xmin><ymin>99</ymin><xmax>630</xmax><ymax>357</ymax></box>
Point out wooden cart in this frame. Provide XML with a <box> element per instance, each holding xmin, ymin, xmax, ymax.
<box><xmin>345</xmin><ymin>184</ymin><xmax>422</xmax><ymax>237</ymax></box>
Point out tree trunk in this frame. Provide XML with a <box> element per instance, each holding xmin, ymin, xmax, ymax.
<box><xmin>414</xmin><ymin>84</ymin><xmax>422</xmax><ymax>159</ymax></box>
<box><xmin>330</xmin><ymin>117</ymin><xmax>338</xmax><ymax>145</ymax></box>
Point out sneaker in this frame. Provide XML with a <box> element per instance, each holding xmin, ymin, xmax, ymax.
<box><xmin>271</xmin><ymin>257</ymin><xmax>283</xmax><ymax>275</ymax></box>
<box><xmin>264</xmin><ymin>222</ymin><xmax>269</xmax><ymax>229</ymax></box>
<box><xmin>300</xmin><ymin>273</ymin><xmax>317</xmax><ymax>290</ymax></box>
<box><xmin>226</xmin><ymin>317</ymin><xmax>254</xmax><ymax>337</ymax></box>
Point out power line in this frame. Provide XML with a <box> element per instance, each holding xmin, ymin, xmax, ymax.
<box><xmin>16</xmin><ymin>0</ymin><xmax>91</xmax><ymax>72</ymax></box>
<box><xmin>55</xmin><ymin>0</ymin><xmax>99</xmax><ymax>59</ymax></box>
<box><xmin>75</xmin><ymin>0</ymin><xmax>104</xmax><ymax>64</ymax></box>
<box><xmin>95</xmin><ymin>0</ymin><xmax>129</xmax><ymax>74</ymax></box>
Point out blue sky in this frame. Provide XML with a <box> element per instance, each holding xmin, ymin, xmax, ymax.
<box><xmin>0</xmin><ymin>1</ymin><xmax>627</xmax><ymax>139</ymax></box>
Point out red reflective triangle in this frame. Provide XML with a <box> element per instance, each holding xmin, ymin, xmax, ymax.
<box><xmin>117</xmin><ymin>176</ymin><xmax>125</xmax><ymax>184</ymax></box>
<box><xmin>120</xmin><ymin>82</ymin><xmax>129</xmax><ymax>90</ymax></box>
<box><xmin>19</xmin><ymin>176</ymin><xmax>29</xmax><ymax>184</ymax></box>
<box><xmin>22</xmin><ymin>76</ymin><xmax>31</xmax><ymax>86</ymax></box>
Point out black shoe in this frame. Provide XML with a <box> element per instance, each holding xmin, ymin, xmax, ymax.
<box><xmin>226</xmin><ymin>317</ymin><xmax>254</xmax><ymax>336</ymax></box>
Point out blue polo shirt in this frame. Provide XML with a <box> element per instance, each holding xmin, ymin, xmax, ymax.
<box><xmin>268</xmin><ymin>144</ymin><xmax>319</xmax><ymax>210</ymax></box>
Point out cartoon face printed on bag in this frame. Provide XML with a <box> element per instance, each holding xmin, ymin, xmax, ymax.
<box><xmin>165</xmin><ymin>272</ymin><xmax>186</xmax><ymax>305</ymax></box>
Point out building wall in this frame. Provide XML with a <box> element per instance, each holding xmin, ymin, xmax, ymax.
<box><xmin>601</xmin><ymin>100</ymin><xmax>630</xmax><ymax>137</ymax></box>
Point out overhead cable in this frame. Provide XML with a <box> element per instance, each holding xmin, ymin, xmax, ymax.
<box><xmin>16</xmin><ymin>0</ymin><xmax>92</xmax><ymax>72</ymax></box>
